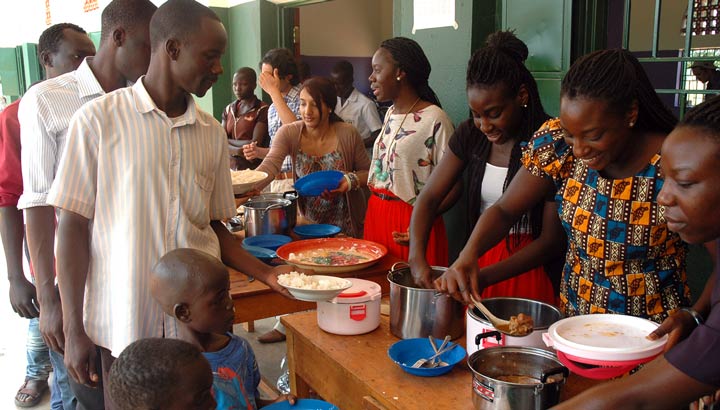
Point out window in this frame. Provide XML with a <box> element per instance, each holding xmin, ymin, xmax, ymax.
<box><xmin>681</xmin><ymin>48</ymin><xmax>720</xmax><ymax>107</ymax></box>
<box><xmin>682</xmin><ymin>0</ymin><xmax>720</xmax><ymax>36</ymax></box>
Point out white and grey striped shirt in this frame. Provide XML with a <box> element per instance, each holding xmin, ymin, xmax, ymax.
<box><xmin>18</xmin><ymin>58</ymin><xmax>105</xmax><ymax>209</ymax></box>
<box><xmin>47</xmin><ymin>77</ymin><xmax>237</xmax><ymax>356</ymax></box>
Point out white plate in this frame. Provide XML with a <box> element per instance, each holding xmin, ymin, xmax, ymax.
<box><xmin>546</xmin><ymin>314</ymin><xmax>667</xmax><ymax>361</ymax></box>
<box><xmin>231</xmin><ymin>170</ymin><xmax>268</xmax><ymax>195</ymax></box>
<box><xmin>278</xmin><ymin>275</ymin><xmax>353</xmax><ymax>302</ymax></box>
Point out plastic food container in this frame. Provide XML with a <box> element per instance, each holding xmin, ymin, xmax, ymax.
<box><xmin>316</xmin><ymin>278</ymin><xmax>381</xmax><ymax>335</ymax></box>
<box><xmin>542</xmin><ymin>314</ymin><xmax>668</xmax><ymax>379</ymax></box>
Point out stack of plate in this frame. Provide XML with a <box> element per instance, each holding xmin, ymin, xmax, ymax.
<box><xmin>542</xmin><ymin>314</ymin><xmax>668</xmax><ymax>379</ymax></box>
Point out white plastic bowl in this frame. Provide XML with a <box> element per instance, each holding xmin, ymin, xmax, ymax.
<box><xmin>279</xmin><ymin>275</ymin><xmax>353</xmax><ymax>302</ymax></box>
<box><xmin>231</xmin><ymin>170</ymin><xmax>267</xmax><ymax>195</ymax></box>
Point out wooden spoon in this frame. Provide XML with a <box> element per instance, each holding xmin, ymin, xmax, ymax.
<box><xmin>470</xmin><ymin>295</ymin><xmax>511</xmax><ymax>332</ymax></box>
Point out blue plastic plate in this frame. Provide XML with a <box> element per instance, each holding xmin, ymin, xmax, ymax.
<box><xmin>387</xmin><ymin>338</ymin><xmax>466</xmax><ymax>377</ymax></box>
<box><xmin>294</xmin><ymin>170</ymin><xmax>344</xmax><ymax>197</ymax></box>
<box><xmin>260</xmin><ymin>398</ymin><xmax>339</xmax><ymax>410</ymax></box>
<box><xmin>293</xmin><ymin>224</ymin><xmax>341</xmax><ymax>239</ymax></box>
<box><xmin>242</xmin><ymin>245</ymin><xmax>277</xmax><ymax>261</ymax></box>
<box><xmin>242</xmin><ymin>234</ymin><xmax>292</xmax><ymax>251</ymax></box>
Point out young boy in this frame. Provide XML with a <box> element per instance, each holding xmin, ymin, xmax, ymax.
<box><xmin>108</xmin><ymin>338</ymin><xmax>216</xmax><ymax>410</ymax></box>
<box><xmin>150</xmin><ymin>248</ymin><xmax>295</xmax><ymax>410</ymax></box>
<box><xmin>553</xmin><ymin>95</ymin><xmax>720</xmax><ymax>409</ymax></box>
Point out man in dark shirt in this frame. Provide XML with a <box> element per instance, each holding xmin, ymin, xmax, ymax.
<box><xmin>691</xmin><ymin>61</ymin><xmax>720</xmax><ymax>101</ymax></box>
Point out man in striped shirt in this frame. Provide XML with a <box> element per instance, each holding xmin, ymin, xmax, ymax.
<box><xmin>48</xmin><ymin>0</ymin><xmax>297</xmax><ymax>407</ymax></box>
<box><xmin>18</xmin><ymin>0</ymin><xmax>158</xmax><ymax>408</ymax></box>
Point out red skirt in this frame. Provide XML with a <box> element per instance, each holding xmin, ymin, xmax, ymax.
<box><xmin>479</xmin><ymin>234</ymin><xmax>556</xmax><ymax>306</ymax></box>
<box><xmin>363</xmin><ymin>188</ymin><xmax>448</xmax><ymax>266</ymax></box>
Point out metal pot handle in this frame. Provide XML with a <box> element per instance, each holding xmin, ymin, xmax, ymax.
<box><xmin>262</xmin><ymin>202</ymin><xmax>285</xmax><ymax>213</ymax></box>
<box><xmin>540</xmin><ymin>366</ymin><xmax>569</xmax><ymax>384</ymax></box>
<box><xmin>390</xmin><ymin>261</ymin><xmax>409</xmax><ymax>273</ymax></box>
<box><xmin>283</xmin><ymin>190</ymin><xmax>298</xmax><ymax>199</ymax></box>
<box><xmin>475</xmin><ymin>331</ymin><xmax>502</xmax><ymax>348</ymax></box>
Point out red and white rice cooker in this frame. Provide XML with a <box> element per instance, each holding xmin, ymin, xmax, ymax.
<box><xmin>317</xmin><ymin>278</ymin><xmax>381</xmax><ymax>335</ymax></box>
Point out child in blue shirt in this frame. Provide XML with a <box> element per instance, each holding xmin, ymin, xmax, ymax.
<box><xmin>150</xmin><ymin>248</ymin><xmax>295</xmax><ymax>409</ymax></box>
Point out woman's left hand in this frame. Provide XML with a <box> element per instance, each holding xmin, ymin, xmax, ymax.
<box><xmin>321</xmin><ymin>177</ymin><xmax>349</xmax><ymax>200</ymax></box>
<box><xmin>647</xmin><ymin>309</ymin><xmax>697</xmax><ymax>351</ymax></box>
<box><xmin>276</xmin><ymin>394</ymin><xmax>297</xmax><ymax>405</ymax></box>
<box><xmin>392</xmin><ymin>230</ymin><xmax>409</xmax><ymax>246</ymax></box>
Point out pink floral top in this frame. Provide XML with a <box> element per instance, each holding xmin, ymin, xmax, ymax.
<box><xmin>368</xmin><ymin>104</ymin><xmax>454</xmax><ymax>204</ymax></box>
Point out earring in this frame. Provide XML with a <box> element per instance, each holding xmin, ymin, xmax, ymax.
<box><xmin>522</xmin><ymin>103</ymin><xmax>528</xmax><ymax>108</ymax></box>
<box><xmin>629</xmin><ymin>121</ymin><xmax>635</xmax><ymax>127</ymax></box>
<box><xmin>396</xmin><ymin>76</ymin><xmax>401</xmax><ymax>81</ymax></box>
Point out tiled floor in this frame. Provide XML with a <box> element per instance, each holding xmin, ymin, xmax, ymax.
<box><xmin>0</xmin><ymin>243</ymin><xmax>287</xmax><ymax>409</ymax></box>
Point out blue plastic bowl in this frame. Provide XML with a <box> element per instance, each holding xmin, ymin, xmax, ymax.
<box><xmin>293</xmin><ymin>224</ymin><xmax>342</xmax><ymax>239</ymax></box>
<box><xmin>242</xmin><ymin>234</ymin><xmax>292</xmax><ymax>251</ymax></box>
<box><xmin>242</xmin><ymin>245</ymin><xmax>277</xmax><ymax>263</ymax></box>
<box><xmin>387</xmin><ymin>338</ymin><xmax>466</xmax><ymax>377</ymax></box>
<box><xmin>294</xmin><ymin>170</ymin><xmax>344</xmax><ymax>197</ymax></box>
<box><xmin>260</xmin><ymin>398</ymin><xmax>339</xmax><ymax>410</ymax></box>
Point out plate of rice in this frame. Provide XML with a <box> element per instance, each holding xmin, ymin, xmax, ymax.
<box><xmin>230</xmin><ymin>169</ymin><xmax>268</xmax><ymax>195</ymax></box>
<box><xmin>277</xmin><ymin>272</ymin><xmax>352</xmax><ymax>302</ymax></box>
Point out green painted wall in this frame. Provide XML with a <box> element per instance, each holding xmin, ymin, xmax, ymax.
<box><xmin>0</xmin><ymin>48</ymin><xmax>21</xmax><ymax>97</ymax></box>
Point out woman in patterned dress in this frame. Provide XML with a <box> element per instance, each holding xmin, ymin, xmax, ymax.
<box><xmin>254</xmin><ymin>77</ymin><xmax>370</xmax><ymax>238</ymax></box>
<box><xmin>364</xmin><ymin>37</ymin><xmax>456</xmax><ymax>265</ymax></box>
<box><xmin>437</xmin><ymin>49</ymin><xmax>690</xmax><ymax>324</ymax></box>
<box><xmin>407</xmin><ymin>31</ymin><xmax>561</xmax><ymax>305</ymax></box>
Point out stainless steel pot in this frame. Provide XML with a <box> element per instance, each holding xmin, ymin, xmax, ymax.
<box><xmin>248</xmin><ymin>191</ymin><xmax>298</xmax><ymax>229</ymax></box>
<box><xmin>244</xmin><ymin>198</ymin><xmax>293</xmax><ymax>237</ymax></box>
<box><xmin>467</xmin><ymin>297</ymin><xmax>562</xmax><ymax>353</ymax></box>
<box><xmin>468</xmin><ymin>346</ymin><xmax>568</xmax><ymax>410</ymax></box>
<box><xmin>387</xmin><ymin>263</ymin><xmax>465</xmax><ymax>340</ymax></box>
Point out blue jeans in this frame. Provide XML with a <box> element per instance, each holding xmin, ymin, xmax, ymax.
<box><xmin>50</xmin><ymin>350</ymin><xmax>77</xmax><ymax>410</ymax></box>
<box><xmin>25</xmin><ymin>317</ymin><xmax>51</xmax><ymax>380</ymax></box>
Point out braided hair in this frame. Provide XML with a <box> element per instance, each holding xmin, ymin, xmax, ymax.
<box><xmin>465</xmin><ymin>31</ymin><xmax>549</xmax><ymax>246</ymax></box>
<box><xmin>680</xmin><ymin>94</ymin><xmax>720</xmax><ymax>140</ymax></box>
<box><xmin>561</xmin><ymin>49</ymin><xmax>677</xmax><ymax>135</ymax></box>
<box><xmin>380</xmin><ymin>37</ymin><xmax>442</xmax><ymax>107</ymax></box>
<box><xmin>108</xmin><ymin>338</ymin><xmax>209</xmax><ymax>410</ymax></box>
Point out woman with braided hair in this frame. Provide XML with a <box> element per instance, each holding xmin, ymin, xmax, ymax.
<box><xmin>408</xmin><ymin>31</ymin><xmax>561</xmax><ymax>306</ymax></box>
<box><xmin>437</xmin><ymin>48</ymin><xmax>691</xmax><ymax>325</ymax></box>
<box><xmin>365</xmin><ymin>37</ymin><xmax>455</xmax><ymax>265</ymax></box>
<box><xmin>553</xmin><ymin>95</ymin><xmax>720</xmax><ymax>410</ymax></box>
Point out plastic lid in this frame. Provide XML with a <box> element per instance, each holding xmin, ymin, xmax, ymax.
<box><xmin>327</xmin><ymin>278</ymin><xmax>381</xmax><ymax>304</ymax></box>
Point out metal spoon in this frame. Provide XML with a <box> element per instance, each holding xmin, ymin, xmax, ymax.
<box><xmin>426</xmin><ymin>335</ymin><xmax>450</xmax><ymax>368</ymax></box>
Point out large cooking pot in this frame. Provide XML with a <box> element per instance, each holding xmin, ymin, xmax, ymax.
<box><xmin>387</xmin><ymin>263</ymin><xmax>465</xmax><ymax>340</ymax></box>
<box><xmin>468</xmin><ymin>346</ymin><xmax>568</xmax><ymax>410</ymax></box>
<box><xmin>248</xmin><ymin>191</ymin><xmax>298</xmax><ymax>228</ymax></box>
<box><xmin>244</xmin><ymin>198</ymin><xmax>293</xmax><ymax>237</ymax></box>
<box><xmin>467</xmin><ymin>297</ymin><xmax>562</xmax><ymax>354</ymax></box>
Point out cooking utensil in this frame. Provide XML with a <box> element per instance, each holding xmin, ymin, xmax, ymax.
<box><xmin>387</xmin><ymin>263</ymin><xmax>465</xmax><ymax>340</ymax></box>
<box><xmin>388</xmin><ymin>338</ymin><xmax>467</xmax><ymax>377</ymax></box>
<box><xmin>244</xmin><ymin>198</ymin><xmax>293</xmax><ymax>237</ymax></box>
<box><xmin>317</xmin><ymin>278</ymin><xmax>381</xmax><ymax>335</ymax></box>
<box><xmin>468</xmin><ymin>346</ymin><xmax>568</xmax><ymax>410</ymax></box>
<box><xmin>470</xmin><ymin>295</ymin><xmax>512</xmax><ymax>331</ymax></box>
<box><xmin>467</xmin><ymin>297</ymin><xmax>563</xmax><ymax>353</ymax></box>
<box><xmin>248</xmin><ymin>191</ymin><xmax>298</xmax><ymax>229</ymax></box>
<box><xmin>409</xmin><ymin>340</ymin><xmax>457</xmax><ymax>368</ymax></box>
<box><xmin>427</xmin><ymin>335</ymin><xmax>451</xmax><ymax>368</ymax></box>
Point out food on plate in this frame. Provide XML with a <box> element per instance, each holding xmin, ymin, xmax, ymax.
<box><xmin>496</xmin><ymin>375</ymin><xmax>540</xmax><ymax>384</ymax></box>
<box><xmin>288</xmin><ymin>245</ymin><xmax>372</xmax><ymax>266</ymax></box>
<box><xmin>230</xmin><ymin>169</ymin><xmax>266</xmax><ymax>185</ymax></box>
<box><xmin>277</xmin><ymin>272</ymin><xmax>347</xmax><ymax>290</ymax></box>
<box><xmin>496</xmin><ymin>313</ymin><xmax>534</xmax><ymax>336</ymax></box>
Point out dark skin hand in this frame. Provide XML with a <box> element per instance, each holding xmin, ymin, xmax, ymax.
<box><xmin>0</xmin><ymin>207</ymin><xmax>39</xmax><ymax>318</ymax></box>
<box><xmin>25</xmin><ymin>206</ymin><xmax>65</xmax><ymax>352</ymax></box>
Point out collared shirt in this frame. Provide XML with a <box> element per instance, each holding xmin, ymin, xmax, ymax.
<box><xmin>47</xmin><ymin>78</ymin><xmax>236</xmax><ymax>356</ymax></box>
<box><xmin>18</xmin><ymin>58</ymin><xmax>105</xmax><ymax>209</ymax></box>
<box><xmin>267</xmin><ymin>84</ymin><xmax>301</xmax><ymax>172</ymax></box>
<box><xmin>0</xmin><ymin>100</ymin><xmax>22</xmax><ymax>208</ymax></box>
<box><xmin>335</xmin><ymin>88</ymin><xmax>382</xmax><ymax>142</ymax></box>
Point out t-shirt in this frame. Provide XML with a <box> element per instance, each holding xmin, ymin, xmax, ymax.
<box><xmin>522</xmin><ymin>118</ymin><xmax>690</xmax><ymax>323</ymax></box>
<box><xmin>666</xmin><ymin>241</ymin><xmax>720</xmax><ymax>387</ymax></box>
<box><xmin>204</xmin><ymin>333</ymin><xmax>261</xmax><ymax>410</ymax></box>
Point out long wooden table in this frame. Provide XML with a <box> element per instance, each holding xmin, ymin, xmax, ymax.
<box><xmin>282</xmin><ymin>311</ymin><xmax>601</xmax><ymax>410</ymax></box>
<box><xmin>229</xmin><ymin>254</ymin><xmax>403</xmax><ymax>324</ymax></box>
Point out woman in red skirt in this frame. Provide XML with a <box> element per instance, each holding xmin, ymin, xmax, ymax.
<box><xmin>365</xmin><ymin>37</ymin><xmax>456</xmax><ymax>266</ymax></box>
<box><xmin>407</xmin><ymin>31</ymin><xmax>563</xmax><ymax>305</ymax></box>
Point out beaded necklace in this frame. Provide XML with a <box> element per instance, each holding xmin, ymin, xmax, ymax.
<box><xmin>373</xmin><ymin>97</ymin><xmax>421</xmax><ymax>182</ymax></box>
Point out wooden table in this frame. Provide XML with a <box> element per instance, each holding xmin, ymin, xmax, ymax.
<box><xmin>282</xmin><ymin>311</ymin><xmax>602</xmax><ymax>410</ymax></box>
<box><xmin>230</xmin><ymin>254</ymin><xmax>403</xmax><ymax>324</ymax></box>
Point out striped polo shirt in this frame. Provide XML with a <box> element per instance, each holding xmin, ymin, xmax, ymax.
<box><xmin>18</xmin><ymin>58</ymin><xmax>105</xmax><ymax>209</ymax></box>
<box><xmin>47</xmin><ymin>77</ymin><xmax>237</xmax><ymax>356</ymax></box>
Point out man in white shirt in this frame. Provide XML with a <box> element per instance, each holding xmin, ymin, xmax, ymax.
<box><xmin>48</xmin><ymin>1</ymin><xmax>296</xmax><ymax>407</ymax></box>
<box><xmin>18</xmin><ymin>0</ymin><xmax>158</xmax><ymax>408</ymax></box>
<box><xmin>331</xmin><ymin>60</ymin><xmax>382</xmax><ymax>156</ymax></box>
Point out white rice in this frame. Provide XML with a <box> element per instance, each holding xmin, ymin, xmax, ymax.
<box><xmin>278</xmin><ymin>272</ymin><xmax>346</xmax><ymax>290</ymax></box>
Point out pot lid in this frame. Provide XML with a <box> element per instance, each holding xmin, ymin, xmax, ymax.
<box><xmin>327</xmin><ymin>278</ymin><xmax>381</xmax><ymax>304</ymax></box>
<box><xmin>545</xmin><ymin>314</ymin><xmax>667</xmax><ymax>362</ymax></box>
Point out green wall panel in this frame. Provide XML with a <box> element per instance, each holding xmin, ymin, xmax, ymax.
<box><xmin>0</xmin><ymin>48</ymin><xmax>21</xmax><ymax>97</ymax></box>
<box><xmin>21</xmin><ymin>43</ymin><xmax>42</xmax><ymax>90</ymax></box>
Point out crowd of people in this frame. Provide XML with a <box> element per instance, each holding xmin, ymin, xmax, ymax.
<box><xmin>0</xmin><ymin>0</ymin><xmax>719</xmax><ymax>409</ymax></box>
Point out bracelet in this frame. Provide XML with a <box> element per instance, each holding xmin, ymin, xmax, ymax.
<box><xmin>344</xmin><ymin>172</ymin><xmax>359</xmax><ymax>191</ymax></box>
<box><xmin>680</xmin><ymin>307</ymin><xmax>704</xmax><ymax>326</ymax></box>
